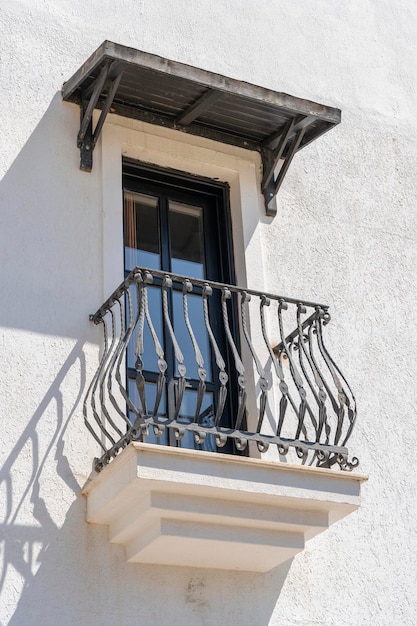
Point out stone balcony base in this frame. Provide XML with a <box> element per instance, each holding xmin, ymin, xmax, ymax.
<box><xmin>82</xmin><ymin>443</ymin><xmax>366</xmax><ymax>572</ymax></box>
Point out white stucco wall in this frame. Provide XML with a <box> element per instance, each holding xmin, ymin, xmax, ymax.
<box><xmin>1</xmin><ymin>1</ymin><xmax>416</xmax><ymax>624</ymax></box>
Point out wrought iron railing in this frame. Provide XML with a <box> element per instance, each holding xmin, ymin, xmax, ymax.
<box><xmin>84</xmin><ymin>267</ymin><xmax>358</xmax><ymax>472</ymax></box>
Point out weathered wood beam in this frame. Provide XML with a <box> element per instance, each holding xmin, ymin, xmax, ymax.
<box><xmin>261</xmin><ymin>126</ymin><xmax>307</xmax><ymax>217</ymax></box>
<box><xmin>273</xmin><ymin>127</ymin><xmax>306</xmax><ymax>195</ymax></box>
<box><xmin>262</xmin><ymin>114</ymin><xmax>314</xmax><ymax>151</ymax></box>
<box><xmin>77</xmin><ymin>62</ymin><xmax>109</xmax><ymax>147</ymax></box>
<box><xmin>105</xmin><ymin>100</ymin><xmax>260</xmax><ymax>152</ymax></box>
<box><xmin>175</xmin><ymin>89</ymin><xmax>223</xmax><ymax>127</ymax></box>
<box><xmin>261</xmin><ymin>118</ymin><xmax>296</xmax><ymax>192</ymax></box>
<box><xmin>92</xmin><ymin>71</ymin><xmax>123</xmax><ymax>149</ymax></box>
<box><xmin>78</xmin><ymin>62</ymin><xmax>124</xmax><ymax>171</ymax></box>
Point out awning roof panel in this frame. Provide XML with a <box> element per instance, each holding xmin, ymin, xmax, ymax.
<box><xmin>62</xmin><ymin>41</ymin><xmax>341</xmax><ymax>216</ymax></box>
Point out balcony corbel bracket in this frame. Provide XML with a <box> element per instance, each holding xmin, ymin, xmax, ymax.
<box><xmin>77</xmin><ymin>61</ymin><xmax>123</xmax><ymax>171</ymax></box>
<box><xmin>261</xmin><ymin>115</ymin><xmax>315</xmax><ymax>217</ymax></box>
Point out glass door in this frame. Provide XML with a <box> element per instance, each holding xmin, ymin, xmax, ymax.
<box><xmin>123</xmin><ymin>161</ymin><xmax>236</xmax><ymax>450</ymax></box>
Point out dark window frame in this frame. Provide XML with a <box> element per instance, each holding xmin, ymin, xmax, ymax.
<box><xmin>122</xmin><ymin>159</ymin><xmax>242</xmax><ymax>452</ymax></box>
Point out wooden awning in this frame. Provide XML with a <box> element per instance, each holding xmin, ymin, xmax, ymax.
<box><xmin>62</xmin><ymin>41</ymin><xmax>341</xmax><ymax>216</ymax></box>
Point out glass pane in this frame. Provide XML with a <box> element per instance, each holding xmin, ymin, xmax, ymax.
<box><xmin>126</xmin><ymin>286</ymin><xmax>163</xmax><ymax>374</ymax></box>
<box><xmin>178</xmin><ymin>390</ymin><xmax>216</xmax><ymax>451</ymax></box>
<box><xmin>169</xmin><ymin>201</ymin><xmax>204</xmax><ymax>279</ymax></box>
<box><xmin>128</xmin><ymin>378</ymin><xmax>168</xmax><ymax>446</ymax></box>
<box><xmin>172</xmin><ymin>291</ymin><xmax>212</xmax><ymax>381</ymax></box>
<box><xmin>124</xmin><ymin>191</ymin><xmax>160</xmax><ymax>271</ymax></box>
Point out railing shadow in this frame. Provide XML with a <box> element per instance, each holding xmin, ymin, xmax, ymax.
<box><xmin>1</xmin><ymin>334</ymin><xmax>294</xmax><ymax>626</ymax></box>
<box><xmin>0</xmin><ymin>340</ymin><xmax>86</xmax><ymax>623</ymax></box>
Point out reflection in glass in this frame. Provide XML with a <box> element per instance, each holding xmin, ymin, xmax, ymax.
<box><xmin>128</xmin><ymin>378</ymin><xmax>168</xmax><ymax>446</ymax></box>
<box><xmin>169</xmin><ymin>201</ymin><xmax>204</xmax><ymax>279</ymax></box>
<box><xmin>124</xmin><ymin>192</ymin><xmax>160</xmax><ymax>271</ymax></box>
<box><xmin>178</xmin><ymin>390</ymin><xmax>216</xmax><ymax>452</ymax></box>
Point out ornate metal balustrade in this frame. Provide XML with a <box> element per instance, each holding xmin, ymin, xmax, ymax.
<box><xmin>84</xmin><ymin>267</ymin><xmax>358</xmax><ymax>472</ymax></box>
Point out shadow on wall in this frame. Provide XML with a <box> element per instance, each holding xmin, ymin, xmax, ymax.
<box><xmin>0</xmin><ymin>92</ymin><xmax>102</xmax><ymax>338</ymax></box>
<box><xmin>1</xmin><ymin>94</ymin><xmax>293</xmax><ymax>626</ymax></box>
<box><xmin>0</xmin><ymin>340</ymin><xmax>294</xmax><ymax>626</ymax></box>
<box><xmin>0</xmin><ymin>340</ymin><xmax>87</xmax><ymax>623</ymax></box>
<box><xmin>0</xmin><ymin>338</ymin><xmax>294</xmax><ymax>626</ymax></box>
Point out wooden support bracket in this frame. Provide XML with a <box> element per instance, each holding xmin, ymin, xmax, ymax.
<box><xmin>261</xmin><ymin>116</ymin><xmax>314</xmax><ymax>217</ymax></box>
<box><xmin>77</xmin><ymin>61</ymin><xmax>123</xmax><ymax>171</ymax></box>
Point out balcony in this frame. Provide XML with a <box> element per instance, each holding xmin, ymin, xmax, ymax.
<box><xmin>82</xmin><ymin>268</ymin><xmax>365</xmax><ymax>571</ymax></box>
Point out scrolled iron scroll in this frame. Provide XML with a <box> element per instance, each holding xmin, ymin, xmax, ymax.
<box><xmin>314</xmin><ymin>309</ymin><xmax>357</xmax><ymax>448</ymax></box>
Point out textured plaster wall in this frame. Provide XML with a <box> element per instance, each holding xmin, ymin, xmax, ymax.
<box><xmin>1</xmin><ymin>1</ymin><xmax>416</xmax><ymax>624</ymax></box>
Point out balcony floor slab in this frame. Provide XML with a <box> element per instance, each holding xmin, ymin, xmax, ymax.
<box><xmin>82</xmin><ymin>443</ymin><xmax>367</xmax><ymax>572</ymax></box>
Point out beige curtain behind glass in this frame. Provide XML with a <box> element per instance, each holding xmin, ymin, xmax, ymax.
<box><xmin>124</xmin><ymin>191</ymin><xmax>137</xmax><ymax>249</ymax></box>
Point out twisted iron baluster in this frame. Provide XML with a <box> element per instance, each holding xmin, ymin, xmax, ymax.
<box><xmin>240</xmin><ymin>292</ymin><xmax>268</xmax><ymax>441</ymax></box>
<box><xmin>307</xmin><ymin>321</ymin><xmax>337</xmax><ymax>445</ymax></box>
<box><xmin>83</xmin><ymin>316</ymin><xmax>112</xmax><ymax>452</ymax></box>
<box><xmin>295</xmin><ymin>305</ymin><xmax>320</xmax><ymax>441</ymax></box>
<box><xmin>222</xmin><ymin>288</ymin><xmax>247</xmax><ymax>448</ymax></box>
<box><xmin>315</xmin><ymin>310</ymin><xmax>357</xmax><ymax>448</ymax></box>
<box><xmin>162</xmin><ymin>275</ymin><xmax>186</xmax><ymax>420</ymax></box>
<box><xmin>277</xmin><ymin>300</ymin><xmax>310</xmax><ymax>454</ymax></box>
<box><xmin>287</xmin><ymin>336</ymin><xmax>310</xmax><ymax>442</ymax></box>
<box><xmin>260</xmin><ymin>296</ymin><xmax>299</xmax><ymax>454</ymax></box>
<box><xmin>182</xmin><ymin>279</ymin><xmax>207</xmax><ymax>425</ymax></box>
<box><xmin>141</xmin><ymin>272</ymin><xmax>167</xmax><ymax>423</ymax></box>
<box><xmin>295</xmin><ymin>305</ymin><xmax>335</xmax><ymax>465</ymax></box>
<box><xmin>202</xmin><ymin>285</ymin><xmax>228</xmax><ymax>445</ymax></box>
<box><xmin>134</xmin><ymin>274</ymin><xmax>147</xmax><ymax>416</ymax></box>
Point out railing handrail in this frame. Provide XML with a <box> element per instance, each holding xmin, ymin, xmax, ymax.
<box><xmin>90</xmin><ymin>267</ymin><xmax>330</xmax><ymax>323</ymax></box>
